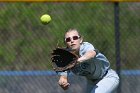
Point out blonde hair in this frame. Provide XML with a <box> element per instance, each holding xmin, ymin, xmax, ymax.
<box><xmin>65</xmin><ymin>28</ymin><xmax>81</xmax><ymax>37</ymax></box>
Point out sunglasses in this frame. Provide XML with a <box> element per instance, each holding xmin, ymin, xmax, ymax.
<box><xmin>65</xmin><ymin>36</ymin><xmax>81</xmax><ymax>42</ymax></box>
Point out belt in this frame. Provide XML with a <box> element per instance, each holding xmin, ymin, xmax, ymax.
<box><xmin>91</xmin><ymin>70</ymin><xmax>108</xmax><ymax>82</ymax></box>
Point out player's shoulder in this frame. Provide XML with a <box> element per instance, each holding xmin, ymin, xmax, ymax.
<box><xmin>82</xmin><ymin>42</ymin><xmax>92</xmax><ymax>45</ymax></box>
<box><xmin>80</xmin><ymin>42</ymin><xmax>95</xmax><ymax>52</ymax></box>
<box><xmin>81</xmin><ymin>42</ymin><xmax>94</xmax><ymax>47</ymax></box>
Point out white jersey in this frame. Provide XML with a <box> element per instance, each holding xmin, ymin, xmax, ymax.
<box><xmin>57</xmin><ymin>42</ymin><xmax>110</xmax><ymax>79</ymax></box>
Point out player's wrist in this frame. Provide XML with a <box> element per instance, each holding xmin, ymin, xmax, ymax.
<box><xmin>60</xmin><ymin>75</ymin><xmax>68</xmax><ymax>79</ymax></box>
<box><xmin>77</xmin><ymin>56</ymin><xmax>87</xmax><ymax>63</ymax></box>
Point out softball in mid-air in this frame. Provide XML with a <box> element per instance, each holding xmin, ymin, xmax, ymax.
<box><xmin>40</xmin><ymin>14</ymin><xmax>51</xmax><ymax>24</ymax></box>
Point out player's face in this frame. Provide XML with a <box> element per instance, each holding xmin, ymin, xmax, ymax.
<box><xmin>65</xmin><ymin>30</ymin><xmax>83</xmax><ymax>51</ymax></box>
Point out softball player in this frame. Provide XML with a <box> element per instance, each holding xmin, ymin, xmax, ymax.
<box><xmin>57</xmin><ymin>28</ymin><xmax>119</xmax><ymax>93</ymax></box>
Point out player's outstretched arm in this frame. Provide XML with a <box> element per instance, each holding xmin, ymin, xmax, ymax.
<box><xmin>77</xmin><ymin>50</ymin><xmax>96</xmax><ymax>63</ymax></box>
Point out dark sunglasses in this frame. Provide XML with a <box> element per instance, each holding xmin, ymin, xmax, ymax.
<box><xmin>65</xmin><ymin>36</ymin><xmax>81</xmax><ymax>42</ymax></box>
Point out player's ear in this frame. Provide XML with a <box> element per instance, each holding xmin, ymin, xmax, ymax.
<box><xmin>80</xmin><ymin>36</ymin><xmax>83</xmax><ymax>44</ymax></box>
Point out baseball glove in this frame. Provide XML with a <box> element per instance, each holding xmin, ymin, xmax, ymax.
<box><xmin>51</xmin><ymin>48</ymin><xmax>78</xmax><ymax>71</ymax></box>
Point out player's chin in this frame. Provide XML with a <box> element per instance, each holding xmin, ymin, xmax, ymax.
<box><xmin>70</xmin><ymin>45</ymin><xmax>78</xmax><ymax>50</ymax></box>
<box><xmin>70</xmin><ymin>47</ymin><xmax>77</xmax><ymax>51</ymax></box>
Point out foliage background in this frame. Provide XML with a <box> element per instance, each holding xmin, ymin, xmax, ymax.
<box><xmin>0</xmin><ymin>2</ymin><xmax>139</xmax><ymax>70</ymax></box>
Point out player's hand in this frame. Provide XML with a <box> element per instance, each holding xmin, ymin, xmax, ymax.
<box><xmin>58</xmin><ymin>76</ymin><xmax>70</xmax><ymax>90</ymax></box>
<box><xmin>60</xmin><ymin>82</ymin><xmax>70</xmax><ymax>90</ymax></box>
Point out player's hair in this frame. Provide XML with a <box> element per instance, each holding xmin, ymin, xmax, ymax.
<box><xmin>65</xmin><ymin>28</ymin><xmax>81</xmax><ymax>37</ymax></box>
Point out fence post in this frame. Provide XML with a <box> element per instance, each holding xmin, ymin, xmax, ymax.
<box><xmin>114</xmin><ymin>2</ymin><xmax>121</xmax><ymax>93</ymax></box>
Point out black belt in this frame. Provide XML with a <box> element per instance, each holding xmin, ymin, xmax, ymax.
<box><xmin>91</xmin><ymin>70</ymin><xmax>108</xmax><ymax>82</ymax></box>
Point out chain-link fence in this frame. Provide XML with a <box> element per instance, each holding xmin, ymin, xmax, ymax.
<box><xmin>0</xmin><ymin>2</ymin><xmax>140</xmax><ymax>93</ymax></box>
